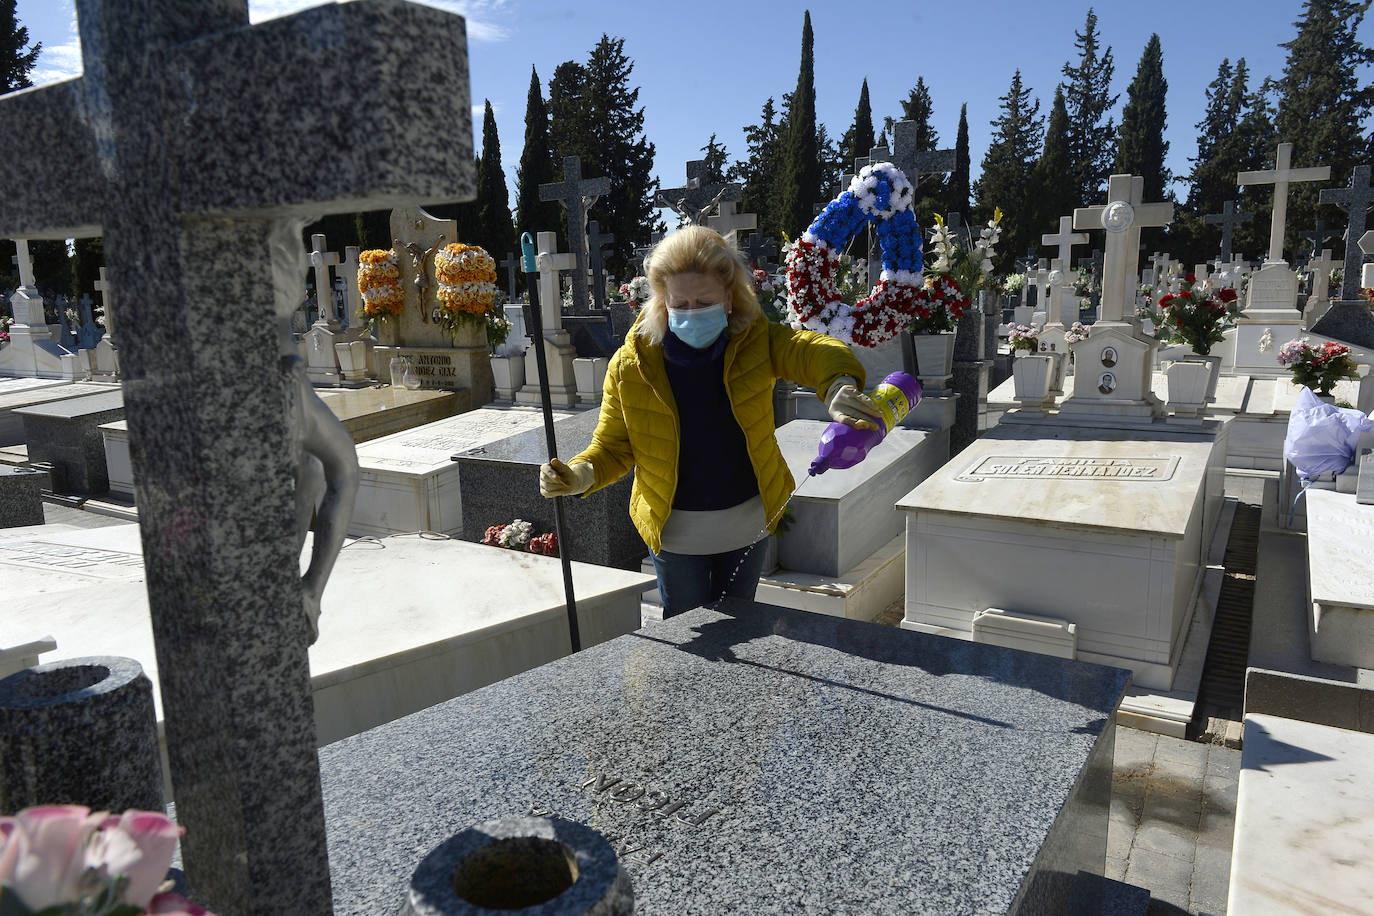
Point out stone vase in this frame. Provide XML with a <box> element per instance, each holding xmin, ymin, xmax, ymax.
<box><xmin>490</xmin><ymin>355</ymin><xmax>525</xmax><ymax>397</ymax></box>
<box><xmin>910</xmin><ymin>331</ymin><xmax>956</xmax><ymax>379</ymax></box>
<box><xmin>1166</xmin><ymin>358</ymin><xmax>1214</xmax><ymax>412</ymax></box>
<box><xmin>1012</xmin><ymin>354</ymin><xmax>1054</xmax><ymax>406</ymax></box>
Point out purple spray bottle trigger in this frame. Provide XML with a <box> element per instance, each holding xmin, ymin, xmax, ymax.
<box><xmin>808</xmin><ymin>371</ymin><xmax>922</xmax><ymax>476</ymax></box>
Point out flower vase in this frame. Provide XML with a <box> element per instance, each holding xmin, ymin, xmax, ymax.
<box><xmin>1165</xmin><ymin>358</ymin><xmax>1214</xmax><ymax>415</ymax></box>
<box><xmin>490</xmin><ymin>355</ymin><xmax>525</xmax><ymax>398</ymax></box>
<box><xmin>1012</xmin><ymin>354</ymin><xmax>1054</xmax><ymax>410</ymax></box>
<box><xmin>910</xmin><ymin>331</ymin><xmax>956</xmax><ymax>389</ymax></box>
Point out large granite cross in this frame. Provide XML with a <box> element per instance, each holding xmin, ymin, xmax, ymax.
<box><xmin>744</xmin><ymin>231</ymin><xmax>778</xmax><ymax>271</ymax></box>
<box><xmin>1238</xmin><ymin>142</ymin><xmax>1331</xmax><ymax>265</ymax></box>
<box><xmin>1204</xmin><ymin>200</ymin><xmax>1253</xmax><ymax>264</ymax></box>
<box><xmin>1319</xmin><ymin>165</ymin><xmax>1374</xmax><ymax>301</ymax></box>
<box><xmin>656</xmin><ymin>159</ymin><xmax>741</xmax><ymax>225</ymax></box>
<box><xmin>1075</xmin><ymin>175</ymin><xmax>1173</xmax><ymax>322</ymax></box>
<box><xmin>586</xmin><ymin>220</ymin><xmax>614</xmax><ymax>310</ymax></box>
<box><xmin>887</xmin><ymin>121</ymin><xmax>957</xmax><ymax>191</ymax></box>
<box><xmin>0</xmin><ymin>1</ymin><xmax>474</xmax><ymax>911</ymax></box>
<box><xmin>539</xmin><ymin>156</ymin><xmax>608</xmax><ymax>315</ymax></box>
<box><xmin>499</xmin><ymin>250</ymin><xmax>520</xmax><ymax>300</ymax></box>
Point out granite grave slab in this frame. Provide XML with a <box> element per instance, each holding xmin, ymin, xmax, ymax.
<box><xmin>1304</xmin><ymin>489</ymin><xmax>1374</xmax><ymax>669</ymax></box>
<box><xmin>0</xmin><ymin>381</ymin><xmax>117</xmax><ymax>448</ymax></box>
<box><xmin>454</xmin><ymin>407</ymin><xmax>644</xmax><ymax>570</ymax></box>
<box><xmin>318</xmin><ymin>600</ymin><xmax>1130</xmax><ymax>915</ymax></box>
<box><xmin>15</xmin><ymin>388</ymin><xmax>125</xmax><ymax>493</ymax></box>
<box><xmin>0</xmin><ymin>465</ymin><xmax>47</xmax><ymax>527</ymax></box>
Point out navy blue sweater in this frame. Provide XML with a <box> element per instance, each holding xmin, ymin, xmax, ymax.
<box><xmin>662</xmin><ymin>330</ymin><xmax>760</xmax><ymax>510</ymax></box>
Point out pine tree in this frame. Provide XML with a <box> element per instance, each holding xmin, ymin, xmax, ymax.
<box><xmin>816</xmin><ymin>123</ymin><xmax>842</xmax><ymax>201</ymax></box>
<box><xmin>1</xmin><ymin>0</ymin><xmax>40</xmax><ymax>93</ymax></box>
<box><xmin>885</xmin><ymin>76</ymin><xmax>938</xmax><ymax>150</ymax></box>
<box><xmin>1060</xmin><ymin>8</ymin><xmax>1118</xmax><ymax>203</ymax></box>
<box><xmin>728</xmin><ymin>97</ymin><xmax>786</xmax><ymax>242</ymax></box>
<box><xmin>700</xmin><ymin>134</ymin><xmax>729</xmax><ymax>184</ymax></box>
<box><xmin>974</xmin><ymin>70</ymin><xmax>1043</xmax><ymax>273</ymax></box>
<box><xmin>838</xmin><ymin>78</ymin><xmax>875</xmax><ymax>171</ymax></box>
<box><xmin>1114</xmin><ymin>34</ymin><xmax>1170</xmax><ymax>202</ymax></box>
<box><xmin>581</xmin><ymin>35</ymin><xmax>657</xmax><ymax>278</ymax></box>
<box><xmin>946</xmin><ymin>103</ymin><xmax>971</xmax><ymax>217</ymax></box>
<box><xmin>1274</xmin><ymin>0</ymin><xmax>1374</xmax><ymax>259</ymax></box>
<box><xmin>515</xmin><ymin>66</ymin><xmax>561</xmax><ymax>243</ymax></box>
<box><xmin>778</xmin><ymin>11</ymin><xmax>820</xmax><ymax>240</ymax></box>
<box><xmin>1030</xmin><ymin>86</ymin><xmax>1075</xmax><ymax>241</ymax></box>
<box><xmin>475</xmin><ymin>100</ymin><xmax>516</xmax><ymax>263</ymax></box>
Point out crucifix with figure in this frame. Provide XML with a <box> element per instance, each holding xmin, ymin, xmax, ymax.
<box><xmin>539</xmin><ymin>156</ymin><xmax>608</xmax><ymax>315</ymax></box>
<box><xmin>0</xmin><ymin>1</ymin><xmax>477</xmax><ymax>911</ymax></box>
<box><xmin>1312</xmin><ymin>165</ymin><xmax>1374</xmax><ymax>348</ymax></box>
<box><xmin>1042</xmin><ymin>216</ymin><xmax>1088</xmax><ymax>331</ymax></box>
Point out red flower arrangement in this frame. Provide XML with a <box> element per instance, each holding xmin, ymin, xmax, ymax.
<box><xmin>1155</xmin><ymin>275</ymin><xmax>1240</xmax><ymax>356</ymax></box>
<box><xmin>909</xmin><ymin>273</ymin><xmax>969</xmax><ymax>335</ymax></box>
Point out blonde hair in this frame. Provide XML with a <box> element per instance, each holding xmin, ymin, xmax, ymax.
<box><xmin>635</xmin><ymin>225</ymin><xmax>762</xmax><ymax>346</ymax></box>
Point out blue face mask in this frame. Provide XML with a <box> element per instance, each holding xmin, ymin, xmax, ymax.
<box><xmin>667</xmin><ymin>303</ymin><xmax>728</xmax><ymax>349</ymax></box>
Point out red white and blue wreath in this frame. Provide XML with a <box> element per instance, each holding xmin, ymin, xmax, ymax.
<box><xmin>784</xmin><ymin>162</ymin><xmax>927</xmax><ymax>347</ymax></box>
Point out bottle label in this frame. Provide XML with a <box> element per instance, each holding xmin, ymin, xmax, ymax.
<box><xmin>870</xmin><ymin>382</ymin><xmax>911</xmax><ymax>431</ymax></box>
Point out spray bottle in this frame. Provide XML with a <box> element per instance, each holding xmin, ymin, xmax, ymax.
<box><xmin>809</xmin><ymin>371</ymin><xmax>922</xmax><ymax>476</ymax></box>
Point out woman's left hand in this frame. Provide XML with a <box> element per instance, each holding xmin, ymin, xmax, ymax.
<box><xmin>827</xmin><ymin>383</ymin><xmax>881</xmax><ymax>431</ymax></box>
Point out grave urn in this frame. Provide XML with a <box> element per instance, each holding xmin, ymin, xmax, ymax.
<box><xmin>1011</xmin><ymin>353</ymin><xmax>1055</xmax><ymax>407</ymax></box>
<box><xmin>490</xmin><ymin>355</ymin><xmax>526</xmax><ymax>398</ymax></box>
<box><xmin>0</xmin><ymin>656</ymin><xmax>163</xmax><ymax>813</ymax></box>
<box><xmin>404</xmin><ymin>816</ymin><xmax>632</xmax><ymax>915</ymax></box>
<box><xmin>1166</xmin><ymin>354</ymin><xmax>1222</xmax><ymax>409</ymax></box>
<box><xmin>909</xmin><ymin>330</ymin><xmax>956</xmax><ymax>381</ymax></box>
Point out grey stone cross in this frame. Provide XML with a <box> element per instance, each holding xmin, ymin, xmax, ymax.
<box><xmin>586</xmin><ymin>220</ymin><xmax>614</xmax><ymax>310</ymax></box>
<box><xmin>1204</xmin><ymin>200</ymin><xmax>1253</xmax><ymax>264</ymax></box>
<box><xmin>1077</xmin><ymin>248</ymin><xmax>1105</xmax><ymax>312</ymax></box>
<box><xmin>0</xmin><ymin>1</ymin><xmax>475</xmax><ymax>912</ymax></box>
<box><xmin>499</xmin><ymin>250</ymin><xmax>520</xmax><ymax>300</ymax></box>
<box><xmin>1299</xmin><ymin>217</ymin><xmax>1334</xmax><ymax>261</ymax></box>
<box><xmin>1075</xmin><ymin>175</ymin><xmax>1174</xmax><ymax>322</ymax></box>
<box><xmin>888</xmin><ymin>121</ymin><xmax>956</xmax><ymax>191</ymax></box>
<box><xmin>1319</xmin><ymin>165</ymin><xmax>1374</xmax><ymax>301</ymax></box>
<box><xmin>1239</xmin><ymin>142</ymin><xmax>1331</xmax><ymax>265</ymax></box>
<box><xmin>744</xmin><ymin>231</ymin><xmax>778</xmax><ymax>271</ymax></box>
<box><xmin>540</xmin><ymin>156</ymin><xmax>609</xmax><ymax>315</ymax></box>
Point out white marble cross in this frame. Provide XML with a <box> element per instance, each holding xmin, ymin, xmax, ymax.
<box><xmin>1041</xmin><ymin>216</ymin><xmax>1087</xmax><ymax>277</ymax></box>
<box><xmin>1309</xmin><ymin>248</ymin><xmax>1337</xmax><ymax>302</ymax></box>
<box><xmin>1238</xmin><ymin>142</ymin><xmax>1331</xmax><ymax>265</ymax></box>
<box><xmin>309</xmin><ymin>233</ymin><xmax>341</xmax><ymax>326</ymax></box>
<box><xmin>338</xmin><ymin>245</ymin><xmax>363</xmax><ymax>324</ymax></box>
<box><xmin>1193</xmin><ymin>264</ymin><xmax>1211</xmax><ymax>285</ymax></box>
<box><xmin>12</xmin><ymin>239</ymin><xmax>34</xmax><ymax>287</ymax></box>
<box><xmin>1074</xmin><ymin>174</ymin><xmax>1174</xmax><ymax>323</ymax></box>
<box><xmin>535</xmin><ymin>230</ymin><xmax>577</xmax><ymax>328</ymax></box>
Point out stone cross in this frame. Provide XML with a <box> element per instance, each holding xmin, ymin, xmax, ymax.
<box><xmin>93</xmin><ymin>266</ymin><xmax>115</xmax><ymax>342</ymax></box>
<box><xmin>1193</xmin><ymin>263</ymin><xmax>1211</xmax><ymax>286</ymax></box>
<box><xmin>1319</xmin><ymin>165</ymin><xmax>1374</xmax><ymax>301</ymax></box>
<box><xmin>0</xmin><ymin>1</ymin><xmax>476</xmax><ymax>911</ymax></box>
<box><xmin>540</xmin><ymin>156</ymin><xmax>609</xmax><ymax>315</ymax></box>
<box><xmin>337</xmin><ymin>245</ymin><xmax>362</xmax><ymax>326</ymax></box>
<box><xmin>706</xmin><ymin>199</ymin><xmax>757</xmax><ymax>245</ymax></box>
<box><xmin>1046</xmin><ymin>257</ymin><xmax>1079</xmax><ymax>331</ymax></box>
<box><xmin>1308</xmin><ymin>248</ymin><xmax>1338</xmax><ymax>302</ymax></box>
<box><xmin>1300</xmin><ymin>218</ymin><xmax>1334</xmax><ymax>260</ymax></box>
<box><xmin>1238</xmin><ymin>142</ymin><xmax>1331</xmax><ymax>265</ymax></box>
<box><xmin>1041</xmin><ymin>216</ymin><xmax>1088</xmax><ymax>276</ymax></box>
<box><xmin>77</xmin><ymin>292</ymin><xmax>102</xmax><ymax>349</ymax></box>
<box><xmin>1204</xmin><ymin>200</ymin><xmax>1253</xmax><ymax>264</ymax></box>
<box><xmin>499</xmin><ymin>250</ymin><xmax>520</xmax><ymax>300</ymax></box>
<box><xmin>1033</xmin><ymin>265</ymin><xmax>1051</xmax><ymax>319</ymax></box>
<box><xmin>1156</xmin><ymin>252</ymin><xmax>1176</xmax><ymax>285</ymax></box>
<box><xmin>586</xmin><ymin>220</ymin><xmax>614</xmax><ymax>310</ymax></box>
<box><xmin>888</xmin><ymin>121</ymin><xmax>957</xmax><ymax>192</ymax></box>
<box><xmin>11</xmin><ymin>238</ymin><xmax>34</xmax><ymax>287</ymax></box>
<box><xmin>628</xmin><ymin>230</ymin><xmax>663</xmax><ymax>277</ymax></box>
<box><xmin>656</xmin><ymin>159</ymin><xmax>741</xmax><ymax>225</ymax></box>
<box><xmin>744</xmin><ymin>231</ymin><xmax>778</xmax><ymax>272</ymax></box>
<box><xmin>535</xmin><ymin>231</ymin><xmax>577</xmax><ymax>328</ymax></box>
<box><xmin>1075</xmin><ymin>175</ymin><xmax>1173</xmax><ymax>322</ymax></box>
<box><xmin>310</xmin><ymin>233</ymin><xmax>341</xmax><ymax>328</ymax></box>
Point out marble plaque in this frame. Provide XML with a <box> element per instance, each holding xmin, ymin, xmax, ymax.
<box><xmin>958</xmin><ymin>456</ymin><xmax>1180</xmax><ymax>482</ymax></box>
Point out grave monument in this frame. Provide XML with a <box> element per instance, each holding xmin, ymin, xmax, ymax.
<box><xmin>1312</xmin><ymin>165</ymin><xmax>1374</xmax><ymax>349</ymax></box>
<box><xmin>0</xmin><ymin>240</ymin><xmax>81</xmax><ymax>379</ymax></box>
<box><xmin>515</xmin><ymin>230</ymin><xmax>580</xmax><ymax>408</ymax></box>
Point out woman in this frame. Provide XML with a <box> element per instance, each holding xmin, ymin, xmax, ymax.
<box><xmin>539</xmin><ymin>226</ymin><xmax>879</xmax><ymax>616</ymax></box>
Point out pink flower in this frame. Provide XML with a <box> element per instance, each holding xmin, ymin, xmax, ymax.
<box><xmin>85</xmin><ymin>809</ymin><xmax>183</xmax><ymax>908</ymax></box>
<box><xmin>0</xmin><ymin>805</ymin><xmax>100</xmax><ymax>910</ymax></box>
<box><xmin>148</xmin><ymin>890</ymin><xmax>213</xmax><ymax>915</ymax></box>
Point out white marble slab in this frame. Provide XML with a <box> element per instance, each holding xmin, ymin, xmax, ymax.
<box><xmin>1230</xmin><ymin>713</ymin><xmax>1374</xmax><ymax>914</ymax></box>
<box><xmin>1304</xmin><ymin>488</ymin><xmax>1374</xmax><ymax>667</ymax></box>
<box><xmin>0</xmin><ymin>376</ymin><xmax>69</xmax><ymax>397</ymax></box>
<box><xmin>3</xmin><ymin>522</ymin><xmax>654</xmax><ymax>746</ymax></box>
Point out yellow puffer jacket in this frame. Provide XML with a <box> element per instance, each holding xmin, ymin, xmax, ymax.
<box><xmin>571</xmin><ymin>315</ymin><xmax>866</xmax><ymax>555</ymax></box>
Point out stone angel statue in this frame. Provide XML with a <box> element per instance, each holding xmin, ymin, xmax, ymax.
<box><xmin>269</xmin><ymin>218</ymin><xmax>361</xmax><ymax>643</ymax></box>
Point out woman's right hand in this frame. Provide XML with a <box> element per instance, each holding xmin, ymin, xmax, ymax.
<box><xmin>539</xmin><ymin>459</ymin><xmax>595</xmax><ymax>497</ymax></box>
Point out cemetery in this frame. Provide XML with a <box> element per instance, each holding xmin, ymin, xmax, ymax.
<box><xmin>2</xmin><ymin>1</ymin><xmax>1373</xmax><ymax>914</ymax></box>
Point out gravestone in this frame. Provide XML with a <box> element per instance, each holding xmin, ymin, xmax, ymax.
<box><xmin>1312</xmin><ymin>165</ymin><xmax>1374</xmax><ymax>349</ymax></box>
<box><xmin>1299</xmin><ymin>217</ymin><xmax>1334</xmax><ymax>262</ymax></box>
<box><xmin>373</xmin><ymin>207</ymin><xmax>493</xmax><ymax>399</ymax></box>
<box><xmin>318</xmin><ymin>600</ymin><xmax>1129</xmax><ymax>915</ymax></box>
<box><xmin>1204</xmin><ymin>200</ymin><xmax>1252</xmax><ymax>265</ymax></box>
<box><xmin>541</xmin><ymin>156</ymin><xmax>609</xmax><ymax>315</ymax></box>
<box><xmin>92</xmin><ymin>267</ymin><xmax>119</xmax><ymax>378</ymax></box>
<box><xmin>0</xmin><ymin>0</ymin><xmax>478</xmax><ymax>911</ymax></box>
<box><xmin>76</xmin><ymin>293</ymin><xmax>103</xmax><ymax>351</ymax></box>
<box><xmin>586</xmin><ymin>220</ymin><xmax>614</xmax><ymax>310</ymax></box>
<box><xmin>0</xmin><ymin>240</ymin><xmax>80</xmax><ymax>379</ymax></box>
<box><xmin>515</xmin><ymin>230</ymin><xmax>579</xmax><ymax>408</ymax></box>
<box><xmin>16</xmin><ymin>388</ymin><xmax>125</xmax><ymax>493</ymax></box>
<box><xmin>499</xmin><ymin>250</ymin><xmax>520</xmax><ymax>301</ymax></box>
<box><xmin>0</xmin><ymin>464</ymin><xmax>46</xmax><ymax>527</ymax></box>
<box><xmin>864</xmin><ymin>125</ymin><xmax>955</xmax><ymax>286</ymax></box>
<box><xmin>1303</xmin><ymin>247</ymin><xmax>1339</xmax><ymax>328</ymax></box>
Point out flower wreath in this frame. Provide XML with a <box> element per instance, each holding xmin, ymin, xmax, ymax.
<box><xmin>784</xmin><ymin>162</ymin><xmax>925</xmax><ymax>347</ymax></box>
<box><xmin>357</xmin><ymin>249</ymin><xmax>404</xmax><ymax>318</ymax></box>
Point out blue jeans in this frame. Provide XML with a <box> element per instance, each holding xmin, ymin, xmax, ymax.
<box><xmin>650</xmin><ymin>539</ymin><xmax>769</xmax><ymax>618</ymax></box>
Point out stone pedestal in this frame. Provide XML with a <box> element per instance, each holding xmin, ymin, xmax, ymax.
<box><xmin>516</xmin><ymin>330</ymin><xmax>578</xmax><ymax>408</ymax></box>
<box><xmin>573</xmin><ymin>356</ymin><xmax>608</xmax><ymax>406</ymax></box>
<box><xmin>0</xmin><ymin>655</ymin><xmax>164</xmax><ymax>812</ymax></box>
<box><xmin>1233</xmin><ymin>263</ymin><xmax>1302</xmax><ymax>377</ymax></box>
<box><xmin>0</xmin><ymin>287</ymin><xmax>81</xmax><ymax>379</ymax></box>
<box><xmin>16</xmin><ymin>389</ymin><xmax>125</xmax><ymax>493</ymax></box>
<box><xmin>0</xmin><ymin>465</ymin><xmax>47</xmax><ymax>527</ymax></box>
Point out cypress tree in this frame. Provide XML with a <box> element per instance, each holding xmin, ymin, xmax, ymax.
<box><xmin>1114</xmin><ymin>34</ymin><xmax>1170</xmax><ymax>202</ymax></box>
<box><xmin>947</xmin><ymin>103</ymin><xmax>971</xmax><ymax>217</ymax></box>
<box><xmin>778</xmin><ymin>10</ymin><xmax>820</xmax><ymax>239</ymax></box>
<box><xmin>700</xmin><ymin>134</ymin><xmax>729</xmax><ymax>184</ymax></box>
<box><xmin>839</xmin><ymin>78</ymin><xmax>876</xmax><ymax>171</ymax></box>
<box><xmin>515</xmin><ymin>66</ymin><xmax>561</xmax><ymax>242</ymax></box>
<box><xmin>1060</xmin><ymin>8</ymin><xmax>1118</xmax><ymax>203</ymax></box>
<box><xmin>1030</xmin><ymin>87</ymin><xmax>1075</xmax><ymax>240</ymax></box>
<box><xmin>1</xmin><ymin>0</ymin><xmax>40</xmax><ymax>93</ymax></box>
<box><xmin>1274</xmin><ymin>0</ymin><xmax>1374</xmax><ymax>258</ymax></box>
<box><xmin>475</xmin><ymin>100</ymin><xmax>516</xmax><ymax>263</ymax></box>
<box><xmin>974</xmin><ymin>70</ymin><xmax>1043</xmax><ymax>273</ymax></box>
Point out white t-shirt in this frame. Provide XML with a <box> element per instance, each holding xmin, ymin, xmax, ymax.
<box><xmin>658</xmin><ymin>495</ymin><xmax>767</xmax><ymax>555</ymax></box>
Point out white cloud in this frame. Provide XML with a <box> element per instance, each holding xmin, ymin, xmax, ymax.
<box><xmin>472</xmin><ymin>101</ymin><xmax>501</xmax><ymax>122</ymax></box>
<box><xmin>249</xmin><ymin>0</ymin><xmax>510</xmax><ymax>41</ymax></box>
<box><xmin>29</xmin><ymin>8</ymin><xmax>81</xmax><ymax>85</ymax></box>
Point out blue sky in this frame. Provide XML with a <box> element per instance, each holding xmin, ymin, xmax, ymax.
<box><xmin>16</xmin><ymin>0</ymin><xmax>1374</xmax><ymax>219</ymax></box>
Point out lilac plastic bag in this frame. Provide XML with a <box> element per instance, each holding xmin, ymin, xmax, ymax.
<box><xmin>1283</xmin><ymin>387</ymin><xmax>1373</xmax><ymax>479</ymax></box>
